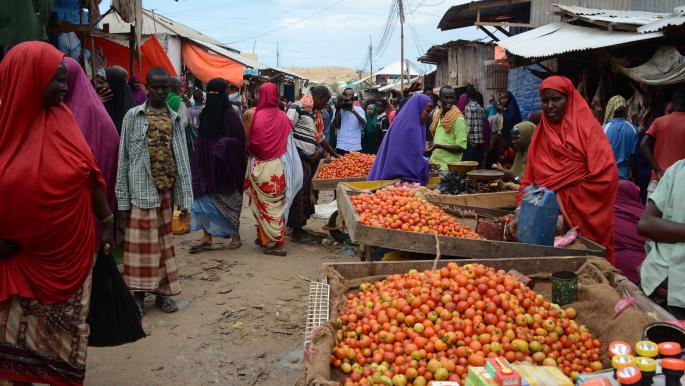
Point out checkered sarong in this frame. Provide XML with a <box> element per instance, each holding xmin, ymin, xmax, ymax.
<box><xmin>123</xmin><ymin>190</ymin><xmax>180</xmax><ymax>295</ymax></box>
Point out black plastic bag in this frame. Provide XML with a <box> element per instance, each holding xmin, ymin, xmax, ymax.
<box><xmin>87</xmin><ymin>245</ymin><xmax>146</xmax><ymax>347</ymax></box>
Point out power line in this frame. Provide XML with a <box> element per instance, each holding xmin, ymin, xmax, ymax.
<box><xmin>226</xmin><ymin>0</ymin><xmax>345</xmax><ymax>44</ymax></box>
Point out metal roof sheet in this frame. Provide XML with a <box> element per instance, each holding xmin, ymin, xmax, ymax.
<box><xmin>498</xmin><ymin>22</ymin><xmax>663</xmax><ymax>59</ymax></box>
<box><xmin>555</xmin><ymin>4</ymin><xmax>668</xmax><ymax>27</ymax></box>
<box><xmin>101</xmin><ymin>9</ymin><xmax>237</xmax><ymax>52</ymax></box>
<box><xmin>438</xmin><ymin>0</ymin><xmax>531</xmax><ymax>31</ymax></box>
<box><xmin>638</xmin><ymin>6</ymin><xmax>685</xmax><ymax>33</ymax></box>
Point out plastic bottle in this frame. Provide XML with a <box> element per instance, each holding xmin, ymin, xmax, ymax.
<box><xmin>657</xmin><ymin>342</ymin><xmax>681</xmax><ymax>359</ymax></box>
<box><xmin>661</xmin><ymin>358</ymin><xmax>684</xmax><ymax>386</ymax></box>
<box><xmin>634</xmin><ymin>357</ymin><xmax>656</xmax><ymax>386</ymax></box>
<box><xmin>517</xmin><ymin>184</ymin><xmax>559</xmax><ymax>246</ymax></box>
<box><xmin>616</xmin><ymin>365</ymin><xmax>641</xmax><ymax>386</ymax></box>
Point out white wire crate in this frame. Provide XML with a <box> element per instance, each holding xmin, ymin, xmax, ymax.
<box><xmin>304</xmin><ymin>280</ymin><xmax>330</xmax><ymax>348</ymax></box>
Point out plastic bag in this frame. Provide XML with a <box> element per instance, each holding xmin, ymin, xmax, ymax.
<box><xmin>172</xmin><ymin>209</ymin><xmax>190</xmax><ymax>235</ymax></box>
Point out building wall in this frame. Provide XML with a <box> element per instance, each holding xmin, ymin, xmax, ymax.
<box><xmin>432</xmin><ymin>44</ymin><xmax>508</xmax><ymax>95</ymax></box>
<box><xmin>153</xmin><ymin>33</ymin><xmax>182</xmax><ymax>74</ymax></box>
<box><xmin>530</xmin><ymin>0</ymin><xmax>682</xmax><ymax>26</ymax></box>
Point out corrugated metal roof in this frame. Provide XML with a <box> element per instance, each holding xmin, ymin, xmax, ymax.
<box><xmin>498</xmin><ymin>22</ymin><xmax>663</xmax><ymax>59</ymax></box>
<box><xmin>638</xmin><ymin>6</ymin><xmax>685</xmax><ymax>33</ymax></box>
<box><xmin>101</xmin><ymin>9</ymin><xmax>238</xmax><ymax>52</ymax></box>
<box><xmin>555</xmin><ymin>4</ymin><xmax>668</xmax><ymax>27</ymax></box>
<box><xmin>185</xmin><ymin>38</ymin><xmax>267</xmax><ymax>70</ymax></box>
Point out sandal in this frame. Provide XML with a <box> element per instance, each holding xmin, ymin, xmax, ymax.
<box><xmin>155</xmin><ymin>296</ymin><xmax>178</xmax><ymax>313</ymax></box>
<box><xmin>189</xmin><ymin>240</ymin><xmax>212</xmax><ymax>254</ymax></box>
<box><xmin>227</xmin><ymin>240</ymin><xmax>242</xmax><ymax>250</ymax></box>
<box><xmin>263</xmin><ymin>248</ymin><xmax>287</xmax><ymax>257</ymax></box>
<box><xmin>291</xmin><ymin>232</ymin><xmax>313</xmax><ymax>244</ymax></box>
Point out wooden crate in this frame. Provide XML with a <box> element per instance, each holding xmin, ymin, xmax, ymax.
<box><xmin>311</xmin><ymin>159</ymin><xmax>369</xmax><ymax>191</ymax></box>
<box><xmin>424</xmin><ymin>190</ymin><xmax>517</xmax><ymax>209</ymax></box>
<box><xmin>336</xmin><ymin>186</ymin><xmax>605</xmax><ymax>259</ymax></box>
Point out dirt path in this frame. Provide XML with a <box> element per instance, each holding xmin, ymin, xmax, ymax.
<box><xmin>86</xmin><ymin>199</ymin><xmax>355</xmax><ymax>385</ymax></box>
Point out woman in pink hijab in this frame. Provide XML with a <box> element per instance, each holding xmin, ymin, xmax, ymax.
<box><xmin>64</xmin><ymin>57</ymin><xmax>120</xmax><ymax>240</ymax></box>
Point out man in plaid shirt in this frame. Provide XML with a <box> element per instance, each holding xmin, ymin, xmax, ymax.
<box><xmin>115</xmin><ymin>67</ymin><xmax>192</xmax><ymax>316</ymax></box>
<box><xmin>463</xmin><ymin>86</ymin><xmax>486</xmax><ymax>165</ymax></box>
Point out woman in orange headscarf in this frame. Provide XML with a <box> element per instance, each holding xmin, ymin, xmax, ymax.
<box><xmin>514</xmin><ymin>75</ymin><xmax>618</xmax><ymax>264</ymax></box>
<box><xmin>0</xmin><ymin>41</ymin><xmax>112</xmax><ymax>386</ymax></box>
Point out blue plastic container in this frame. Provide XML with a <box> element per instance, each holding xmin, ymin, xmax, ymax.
<box><xmin>517</xmin><ymin>184</ymin><xmax>560</xmax><ymax>246</ymax></box>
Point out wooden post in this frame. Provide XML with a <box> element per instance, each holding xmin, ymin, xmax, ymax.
<box><xmin>79</xmin><ymin>6</ymin><xmax>85</xmax><ymax>66</ymax></box>
<box><xmin>89</xmin><ymin>0</ymin><xmax>96</xmax><ymax>79</ymax></box>
<box><xmin>399</xmin><ymin>0</ymin><xmax>405</xmax><ymax>96</ymax></box>
<box><xmin>129</xmin><ymin>25</ymin><xmax>135</xmax><ymax>78</ymax></box>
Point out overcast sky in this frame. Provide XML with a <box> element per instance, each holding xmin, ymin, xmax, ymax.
<box><xmin>99</xmin><ymin>0</ymin><xmax>505</xmax><ymax>70</ymax></box>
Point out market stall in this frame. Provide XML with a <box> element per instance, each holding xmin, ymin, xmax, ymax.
<box><xmin>335</xmin><ymin>184</ymin><xmax>604</xmax><ymax>261</ymax></box>
<box><xmin>299</xmin><ymin>256</ymin><xmax>678</xmax><ymax>386</ymax></box>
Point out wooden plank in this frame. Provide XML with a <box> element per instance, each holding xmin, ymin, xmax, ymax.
<box><xmin>424</xmin><ymin>191</ymin><xmax>517</xmax><ymax>209</ymax></box>
<box><xmin>337</xmin><ymin>188</ymin><xmax>606</xmax><ymax>259</ymax></box>
<box><xmin>324</xmin><ymin>256</ymin><xmax>589</xmax><ymax>280</ymax></box>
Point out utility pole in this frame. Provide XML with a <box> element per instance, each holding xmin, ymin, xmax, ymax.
<box><xmin>398</xmin><ymin>0</ymin><xmax>405</xmax><ymax>96</ymax></box>
<box><xmin>369</xmin><ymin>35</ymin><xmax>373</xmax><ymax>81</ymax></box>
<box><xmin>276</xmin><ymin>41</ymin><xmax>280</xmax><ymax>67</ymax></box>
<box><xmin>252</xmin><ymin>40</ymin><xmax>256</xmax><ymax>54</ymax></box>
<box><xmin>150</xmin><ymin>9</ymin><xmax>158</xmax><ymax>33</ymax></box>
<box><xmin>357</xmin><ymin>69</ymin><xmax>363</xmax><ymax>80</ymax></box>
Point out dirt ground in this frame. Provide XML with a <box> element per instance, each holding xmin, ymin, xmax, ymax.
<box><xmin>86</xmin><ymin>196</ymin><xmax>356</xmax><ymax>386</ymax></box>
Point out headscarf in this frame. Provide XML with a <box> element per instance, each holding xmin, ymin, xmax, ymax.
<box><xmin>457</xmin><ymin>93</ymin><xmax>468</xmax><ymax>111</ymax></box>
<box><xmin>510</xmin><ymin>121</ymin><xmax>535</xmax><ymax>177</ymax></box>
<box><xmin>430</xmin><ymin>105</ymin><xmax>463</xmax><ymax>135</ymax></box>
<box><xmin>166</xmin><ymin>91</ymin><xmax>183</xmax><ymax>112</ymax></box>
<box><xmin>604</xmin><ymin>95</ymin><xmax>627</xmax><ymax>123</ymax></box>
<box><xmin>365</xmin><ymin>103</ymin><xmax>378</xmax><ymax>132</ymax></box>
<box><xmin>613</xmin><ymin>180</ymin><xmax>647</xmax><ymax>284</ymax></box>
<box><xmin>192</xmin><ymin>77</ymin><xmax>245</xmax><ymax>196</ymax></box>
<box><xmin>501</xmin><ymin>91</ymin><xmax>522</xmax><ymax>144</ymax></box>
<box><xmin>362</xmin><ymin>104</ymin><xmax>379</xmax><ymax>154</ymax></box>
<box><xmin>103</xmin><ymin>67</ymin><xmax>135</xmax><ymax>133</ymax></box>
<box><xmin>248</xmin><ymin>83</ymin><xmax>293</xmax><ymax>161</ymax></box>
<box><xmin>129</xmin><ymin>74</ymin><xmax>147</xmax><ymax>105</ymax></box>
<box><xmin>519</xmin><ymin>75</ymin><xmax>618</xmax><ymax>264</ymax></box>
<box><xmin>64</xmin><ymin>57</ymin><xmax>120</xmax><ymax>216</ymax></box>
<box><xmin>300</xmin><ymin>93</ymin><xmax>324</xmax><ymax>143</ymax></box>
<box><xmin>199</xmin><ymin>78</ymin><xmax>229</xmax><ymax>137</ymax></box>
<box><xmin>0</xmin><ymin>42</ymin><xmax>105</xmax><ymax>304</ymax></box>
<box><xmin>368</xmin><ymin>94</ymin><xmax>431</xmax><ymax>184</ymax></box>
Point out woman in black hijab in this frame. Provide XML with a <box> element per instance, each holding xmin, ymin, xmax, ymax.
<box><xmin>189</xmin><ymin>78</ymin><xmax>246</xmax><ymax>253</ymax></box>
<box><xmin>103</xmin><ymin>67</ymin><xmax>135</xmax><ymax>133</ymax></box>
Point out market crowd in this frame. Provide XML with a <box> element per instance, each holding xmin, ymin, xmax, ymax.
<box><xmin>0</xmin><ymin>41</ymin><xmax>684</xmax><ymax>385</ymax></box>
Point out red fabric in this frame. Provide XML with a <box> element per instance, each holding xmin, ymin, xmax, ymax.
<box><xmin>645</xmin><ymin>111</ymin><xmax>685</xmax><ymax>180</ymax></box>
<box><xmin>248</xmin><ymin>83</ymin><xmax>293</xmax><ymax>161</ymax></box>
<box><xmin>518</xmin><ymin>75</ymin><xmax>618</xmax><ymax>264</ymax></box>
<box><xmin>181</xmin><ymin>42</ymin><xmax>244</xmax><ymax>87</ymax></box>
<box><xmin>0</xmin><ymin>41</ymin><xmax>105</xmax><ymax>304</ymax></box>
<box><xmin>90</xmin><ymin>35</ymin><xmax>176</xmax><ymax>80</ymax></box>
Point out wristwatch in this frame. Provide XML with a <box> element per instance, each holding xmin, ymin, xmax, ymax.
<box><xmin>514</xmin><ymin>176</ymin><xmax>521</xmax><ymax>184</ymax></box>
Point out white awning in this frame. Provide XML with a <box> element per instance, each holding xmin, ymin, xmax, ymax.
<box><xmin>498</xmin><ymin>22</ymin><xmax>663</xmax><ymax>59</ymax></box>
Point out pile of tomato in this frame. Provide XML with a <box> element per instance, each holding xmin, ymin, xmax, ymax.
<box><xmin>318</xmin><ymin>152</ymin><xmax>376</xmax><ymax>179</ymax></box>
<box><xmin>332</xmin><ymin>263</ymin><xmax>602</xmax><ymax>386</ymax></box>
<box><xmin>351</xmin><ymin>187</ymin><xmax>482</xmax><ymax>240</ymax></box>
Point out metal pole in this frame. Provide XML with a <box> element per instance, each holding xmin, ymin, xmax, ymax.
<box><xmin>399</xmin><ymin>0</ymin><xmax>405</xmax><ymax>96</ymax></box>
<box><xmin>89</xmin><ymin>0</ymin><xmax>96</xmax><ymax>79</ymax></box>
<box><xmin>369</xmin><ymin>35</ymin><xmax>373</xmax><ymax>82</ymax></box>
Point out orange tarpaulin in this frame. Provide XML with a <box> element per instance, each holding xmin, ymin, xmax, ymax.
<box><xmin>90</xmin><ymin>35</ymin><xmax>176</xmax><ymax>80</ymax></box>
<box><xmin>182</xmin><ymin>42</ymin><xmax>244</xmax><ymax>87</ymax></box>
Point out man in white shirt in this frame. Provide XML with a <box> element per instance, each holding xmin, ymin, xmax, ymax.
<box><xmin>333</xmin><ymin>87</ymin><xmax>366</xmax><ymax>154</ymax></box>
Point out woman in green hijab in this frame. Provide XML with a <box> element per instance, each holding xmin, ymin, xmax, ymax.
<box><xmin>494</xmin><ymin>121</ymin><xmax>535</xmax><ymax>182</ymax></box>
<box><xmin>361</xmin><ymin>103</ymin><xmax>380</xmax><ymax>154</ymax></box>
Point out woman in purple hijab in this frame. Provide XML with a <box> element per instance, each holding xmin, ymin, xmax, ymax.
<box><xmin>368</xmin><ymin>94</ymin><xmax>433</xmax><ymax>184</ymax></box>
<box><xmin>457</xmin><ymin>92</ymin><xmax>468</xmax><ymax>112</ymax></box>
<box><xmin>63</xmin><ymin>57</ymin><xmax>120</xmax><ymax>241</ymax></box>
<box><xmin>190</xmin><ymin>78</ymin><xmax>246</xmax><ymax>253</ymax></box>
<box><xmin>129</xmin><ymin>74</ymin><xmax>147</xmax><ymax>105</ymax></box>
<box><xmin>614</xmin><ymin>180</ymin><xmax>648</xmax><ymax>284</ymax></box>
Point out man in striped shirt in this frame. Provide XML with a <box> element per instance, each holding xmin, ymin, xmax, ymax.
<box><xmin>286</xmin><ymin>86</ymin><xmax>339</xmax><ymax>242</ymax></box>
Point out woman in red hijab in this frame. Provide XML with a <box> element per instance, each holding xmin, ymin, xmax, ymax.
<box><xmin>0</xmin><ymin>42</ymin><xmax>112</xmax><ymax>386</ymax></box>
<box><xmin>245</xmin><ymin>83</ymin><xmax>303</xmax><ymax>256</ymax></box>
<box><xmin>516</xmin><ymin>75</ymin><xmax>618</xmax><ymax>264</ymax></box>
